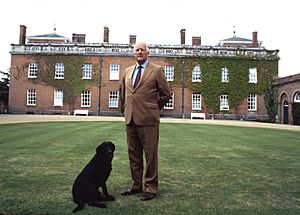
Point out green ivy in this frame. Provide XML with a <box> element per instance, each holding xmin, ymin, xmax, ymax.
<box><xmin>167</xmin><ymin>56</ymin><xmax>278</xmax><ymax>113</ymax></box>
<box><xmin>264</xmin><ymin>80</ymin><xmax>278</xmax><ymax>122</ymax></box>
<box><xmin>28</xmin><ymin>54</ymin><xmax>99</xmax><ymax>110</ymax></box>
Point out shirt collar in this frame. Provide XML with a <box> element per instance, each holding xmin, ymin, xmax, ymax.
<box><xmin>136</xmin><ymin>60</ymin><xmax>149</xmax><ymax>69</ymax></box>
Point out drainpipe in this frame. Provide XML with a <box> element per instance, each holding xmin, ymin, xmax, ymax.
<box><xmin>181</xmin><ymin>61</ymin><xmax>185</xmax><ymax>118</ymax></box>
<box><xmin>98</xmin><ymin>58</ymin><xmax>103</xmax><ymax>116</ymax></box>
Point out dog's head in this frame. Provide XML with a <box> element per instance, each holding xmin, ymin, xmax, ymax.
<box><xmin>96</xmin><ymin>141</ymin><xmax>115</xmax><ymax>160</ymax></box>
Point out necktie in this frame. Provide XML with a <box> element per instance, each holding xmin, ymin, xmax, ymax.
<box><xmin>133</xmin><ymin>65</ymin><xmax>142</xmax><ymax>88</ymax></box>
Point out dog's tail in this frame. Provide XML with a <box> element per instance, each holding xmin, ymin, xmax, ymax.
<box><xmin>72</xmin><ymin>203</ymin><xmax>84</xmax><ymax>213</ymax></box>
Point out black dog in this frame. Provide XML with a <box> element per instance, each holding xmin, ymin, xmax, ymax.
<box><xmin>72</xmin><ymin>141</ymin><xmax>115</xmax><ymax>213</ymax></box>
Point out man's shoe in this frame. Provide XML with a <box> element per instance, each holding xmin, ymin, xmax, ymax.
<box><xmin>140</xmin><ymin>192</ymin><xmax>156</xmax><ymax>201</ymax></box>
<box><xmin>121</xmin><ymin>188</ymin><xmax>142</xmax><ymax>196</ymax></box>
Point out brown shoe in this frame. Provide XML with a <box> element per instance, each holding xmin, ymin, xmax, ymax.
<box><xmin>140</xmin><ymin>192</ymin><xmax>156</xmax><ymax>201</ymax></box>
<box><xmin>121</xmin><ymin>188</ymin><xmax>142</xmax><ymax>196</ymax></box>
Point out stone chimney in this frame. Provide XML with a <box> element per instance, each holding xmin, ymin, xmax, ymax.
<box><xmin>129</xmin><ymin>35</ymin><xmax>136</xmax><ymax>45</ymax></box>
<box><xmin>72</xmin><ymin>33</ymin><xmax>86</xmax><ymax>43</ymax></box>
<box><xmin>192</xmin><ymin>36</ymin><xmax>201</xmax><ymax>46</ymax></box>
<box><xmin>103</xmin><ymin>26</ymin><xmax>109</xmax><ymax>43</ymax></box>
<box><xmin>180</xmin><ymin>29</ymin><xmax>186</xmax><ymax>45</ymax></box>
<box><xmin>252</xmin><ymin>31</ymin><xmax>258</xmax><ymax>47</ymax></box>
<box><xmin>19</xmin><ymin>25</ymin><xmax>27</xmax><ymax>45</ymax></box>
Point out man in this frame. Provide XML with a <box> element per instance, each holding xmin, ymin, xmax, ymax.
<box><xmin>120</xmin><ymin>41</ymin><xmax>171</xmax><ymax>201</ymax></box>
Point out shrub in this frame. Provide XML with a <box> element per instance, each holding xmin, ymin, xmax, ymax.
<box><xmin>291</xmin><ymin>103</ymin><xmax>300</xmax><ymax>125</ymax></box>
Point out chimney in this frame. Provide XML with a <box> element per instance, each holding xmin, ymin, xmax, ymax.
<box><xmin>192</xmin><ymin>36</ymin><xmax>201</xmax><ymax>46</ymax></box>
<box><xmin>252</xmin><ymin>31</ymin><xmax>258</xmax><ymax>47</ymax></box>
<box><xmin>129</xmin><ymin>35</ymin><xmax>136</xmax><ymax>45</ymax></box>
<box><xmin>19</xmin><ymin>25</ymin><xmax>27</xmax><ymax>45</ymax></box>
<box><xmin>103</xmin><ymin>26</ymin><xmax>109</xmax><ymax>43</ymax></box>
<box><xmin>72</xmin><ymin>33</ymin><xmax>86</xmax><ymax>43</ymax></box>
<box><xmin>180</xmin><ymin>29</ymin><xmax>186</xmax><ymax>45</ymax></box>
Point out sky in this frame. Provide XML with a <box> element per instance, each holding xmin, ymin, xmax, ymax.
<box><xmin>0</xmin><ymin>0</ymin><xmax>299</xmax><ymax>78</ymax></box>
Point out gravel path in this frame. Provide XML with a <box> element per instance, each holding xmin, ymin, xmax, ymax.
<box><xmin>0</xmin><ymin>114</ymin><xmax>300</xmax><ymax>132</ymax></box>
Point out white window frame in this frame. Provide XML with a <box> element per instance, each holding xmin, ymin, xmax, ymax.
<box><xmin>248</xmin><ymin>94</ymin><xmax>257</xmax><ymax>111</ymax></box>
<box><xmin>82</xmin><ymin>64</ymin><xmax>92</xmax><ymax>79</ymax></box>
<box><xmin>164</xmin><ymin>65</ymin><xmax>174</xmax><ymax>82</ymax></box>
<box><xmin>27</xmin><ymin>89</ymin><xmax>36</xmax><ymax>106</ymax></box>
<box><xmin>55</xmin><ymin>63</ymin><xmax>64</xmax><ymax>79</ymax></box>
<box><xmin>110</xmin><ymin>64</ymin><xmax>120</xmax><ymax>80</ymax></box>
<box><xmin>54</xmin><ymin>90</ymin><xmax>63</xmax><ymax>107</ymax></box>
<box><xmin>249</xmin><ymin>68</ymin><xmax>257</xmax><ymax>83</ymax></box>
<box><xmin>28</xmin><ymin>62</ymin><xmax>38</xmax><ymax>78</ymax></box>
<box><xmin>192</xmin><ymin>65</ymin><xmax>201</xmax><ymax>82</ymax></box>
<box><xmin>294</xmin><ymin>92</ymin><xmax>300</xmax><ymax>102</ymax></box>
<box><xmin>109</xmin><ymin>91</ymin><xmax>119</xmax><ymax>108</ymax></box>
<box><xmin>192</xmin><ymin>94</ymin><xmax>202</xmax><ymax>110</ymax></box>
<box><xmin>220</xmin><ymin>95</ymin><xmax>229</xmax><ymax>110</ymax></box>
<box><xmin>81</xmin><ymin>90</ymin><xmax>91</xmax><ymax>107</ymax></box>
<box><xmin>164</xmin><ymin>93</ymin><xmax>174</xmax><ymax>109</ymax></box>
<box><xmin>221</xmin><ymin>67</ymin><xmax>229</xmax><ymax>82</ymax></box>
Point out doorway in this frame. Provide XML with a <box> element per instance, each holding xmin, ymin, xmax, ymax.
<box><xmin>283</xmin><ymin>100</ymin><xmax>289</xmax><ymax>124</ymax></box>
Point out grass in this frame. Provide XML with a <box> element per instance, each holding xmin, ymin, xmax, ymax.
<box><xmin>0</xmin><ymin>121</ymin><xmax>299</xmax><ymax>215</ymax></box>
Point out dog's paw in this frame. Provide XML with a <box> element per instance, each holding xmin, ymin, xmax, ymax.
<box><xmin>89</xmin><ymin>202</ymin><xmax>107</xmax><ymax>208</ymax></box>
<box><xmin>104</xmin><ymin>194</ymin><xmax>115</xmax><ymax>201</ymax></box>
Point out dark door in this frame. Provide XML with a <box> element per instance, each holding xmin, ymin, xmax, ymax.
<box><xmin>283</xmin><ymin>101</ymin><xmax>289</xmax><ymax>124</ymax></box>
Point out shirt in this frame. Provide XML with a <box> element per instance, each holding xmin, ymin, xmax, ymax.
<box><xmin>132</xmin><ymin>60</ymin><xmax>149</xmax><ymax>87</ymax></box>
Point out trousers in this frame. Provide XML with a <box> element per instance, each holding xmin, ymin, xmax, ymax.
<box><xmin>126</xmin><ymin>120</ymin><xmax>159</xmax><ymax>193</ymax></box>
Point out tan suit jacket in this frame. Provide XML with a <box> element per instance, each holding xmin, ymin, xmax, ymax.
<box><xmin>120</xmin><ymin>62</ymin><xmax>171</xmax><ymax>126</ymax></box>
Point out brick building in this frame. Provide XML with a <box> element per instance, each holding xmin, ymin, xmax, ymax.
<box><xmin>274</xmin><ymin>73</ymin><xmax>300</xmax><ymax>124</ymax></box>
<box><xmin>9</xmin><ymin>25</ymin><xmax>280</xmax><ymax>120</ymax></box>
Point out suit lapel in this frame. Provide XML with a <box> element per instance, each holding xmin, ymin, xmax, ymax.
<box><xmin>134</xmin><ymin>63</ymin><xmax>153</xmax><ymax>90</ymax></box>
<box><xmin>126</xmin><ymin>65</ymin><xmax>136</xmax><ymax>91</ymax></box>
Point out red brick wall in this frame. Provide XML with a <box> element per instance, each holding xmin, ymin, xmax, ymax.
<box><xmin>9</xmin><ymin>54</ymin><xmax>270</xmax><ymax>119</ymax></box>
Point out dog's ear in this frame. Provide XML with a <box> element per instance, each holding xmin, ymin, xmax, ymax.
<box><xmin>96</xmin><ymin>143</ymin><xmax>103</xmax><ymax>154</ymax></box>
<box><xmin>111</xmin><ymin>142</ymin><xmax>115</xmax><ymax>152</ymax></box>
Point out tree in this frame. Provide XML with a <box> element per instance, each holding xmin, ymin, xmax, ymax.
<box><xmin>0</xmin><ymin>70</ymin><xmax>10</xmax><ymax>113</ymax></box>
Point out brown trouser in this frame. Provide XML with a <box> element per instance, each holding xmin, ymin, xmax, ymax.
<box><xmin>126</xmin><ymin>121</ymin><xmax>159</xmax><ymax>194</ymax></box>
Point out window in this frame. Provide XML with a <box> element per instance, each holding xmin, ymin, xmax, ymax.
<box><xmin>27</xmin><ymin>89</ymin><xmax>36</xmax><ymax>106</ymax></box>
<box><xmin>192</xmin><ymin>66</ymin><xmax>201</xmax><ymax>82</ymax></box>
<box><xmin>294</xmin><ymin>92</ymin><xmax>300</xmax><ymax>102</ymax></box>
<box><xmin>192</xmin><ymin>94</ymin><xmax>202</xmax><ymax>110</ymax></box>
<box><xmin>220</xmin><ymin>95</ymin><xmax>229</xmax><ymax>110</ymax></box>
<box><xmin>164</xmin><ymin>93</ymin><xmax>174</xmax><ymax>109</ymax></box>
<box><xmin>109</xmin><ymin>91</ymin><xmax>119</xmax><ymax>108</ymax></box>
<box><xmin>28</xmin><ymin>63</ymin><xmax>38</xmax><ymax>78</ymax></box>
<box><xmin>81</xmin><ymin>90</ymin><xmax>91</xmax><ymax>107</ymax></box>
<box><xmin>55</xmin><ymin>63</ymin><xmax>64</xmax><ymax>79</ymax></box>
<box><xmin>82</xmin><ymin>64</ymin><xmax>92</xmax><ymax>79</ymax></box>
<box><xmin>164</xmin><ymin>65</ymin><xmax>174</xmax><ymax>81</ymax></box>
<box><xmin>54</xmin><ymin>90</ymin><xmax>63</xmax><ymax>106</ymax></box>
<box><xmin>249</xmin><ymin>68</ymin><xmax>257</xmax><ymax>83</ymax></box>
<box><xmin>110</xmin><ymin>64</ymin><xmax>120</xmax><ymax>80</ymax></box>
<box><xmin>248</xmin><ymin>94</ymin><xmax>257</xmax><ymax>111</ymax></box>
<box><xmin>221</xmin><ymin>67</ymin><xmax>229</xmax><ymax>82</ymax></box>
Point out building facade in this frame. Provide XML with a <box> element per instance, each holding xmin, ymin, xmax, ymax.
<box><xmin>9</xmin><ymin>25</ymin><xmax>280</xmax><ymax>120</ymax></box>
<box><xmin>274</xmin><ymin>73</ymin><xmax>300</xmax><ymax>124</ymax></box>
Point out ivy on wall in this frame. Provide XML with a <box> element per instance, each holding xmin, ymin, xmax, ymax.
<box><xmin>28</xmin><ymin>54</ymin><xmax>99</xmax><ymax>110</ymax></box>
<box><xmin>167</xmin><ymin>56</ymin><xmax>278</xmax><ymax>113</ymax></box>
<box><xmin>264</xmin><ymin>80</ymin><xmax>278</xmax><ymax>122</ymax></box>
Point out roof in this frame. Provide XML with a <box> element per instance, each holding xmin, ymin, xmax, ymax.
<box><xmin>222</xmin><ymin>36</ymin><xmax>252</xmax><ymax>43</ymax></box>
<box><xmin>27</xmin><ymin>33</ymin><xmax>70</xmax><ymax>42</ymax></box>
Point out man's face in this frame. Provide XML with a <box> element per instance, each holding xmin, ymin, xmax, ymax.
<box><xmin>134</xmin><ymin>42</ymin><xmax>148</xmax><ymax>65</ymax></box>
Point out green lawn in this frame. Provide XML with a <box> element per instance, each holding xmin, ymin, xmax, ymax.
<box><xmin>0</xmin><ymin>121</ymin><xmax>299</xmax><ymax>215</ymax></box>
